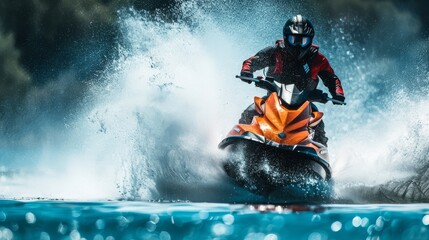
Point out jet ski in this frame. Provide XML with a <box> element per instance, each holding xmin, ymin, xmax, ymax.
<box><xmin>219</xmin><ymin>75</ymin><xmax>345</xmax><ymax>197</ymax></box>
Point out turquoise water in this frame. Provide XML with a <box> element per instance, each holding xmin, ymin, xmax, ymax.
<box><xmin>1</xmin><ymin>201</ymin><xmax>429</xmax><ymax>240</ymax></box>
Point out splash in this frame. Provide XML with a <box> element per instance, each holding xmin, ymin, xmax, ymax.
<box><xmin>1</xmin><ymin>0</ymin><xmax>428</xmax><ymax>202</ymax></box>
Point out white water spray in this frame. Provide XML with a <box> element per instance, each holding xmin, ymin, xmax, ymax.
<box><xmin>1</xmin><ymin>1</ymin><xmax>428</xmax><ymax>202</ymax></box>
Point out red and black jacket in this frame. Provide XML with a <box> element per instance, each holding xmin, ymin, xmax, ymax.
<box><xmin>241</xmin><ymin>39</ymin><xmax>344</xmax><ymax>98</ymax></box>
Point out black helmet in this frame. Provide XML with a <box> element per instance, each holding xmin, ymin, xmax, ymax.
<box><xmin>283</xmin><ymin>15</ymin><xmax>315</xmax><ymax>61</ymax></box>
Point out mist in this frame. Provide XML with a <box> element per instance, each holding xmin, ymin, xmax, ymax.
<box><xmin>0</xmin><ymin>0</ymin><xmax>428</xmax><ymax>202</ymax></box>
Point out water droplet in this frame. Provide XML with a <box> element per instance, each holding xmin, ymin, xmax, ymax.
<box><xmin>105</xmin><ymin>236</ymin><xmax>115</xmax><ymax>240</ymax></box>
<box><xmin>222</xmin><ymin>214</ymin><xmax>234</xmax><ymax>225</ymax></box>
<box><xmin>331</xmin><ymin>221</ymin><xmax>342</xmax><ymax>232</ymax></box>
<box><xmin>25</xmin><ymin>212</ymin><xmax>36</xmax><ymax>224</ymax></box>
<box><xmin>160</xmin><ymin>231</ymin><xmax>171</xmax><ymax>240</ymax></box>
<box><xmin>352</xmin><ymin>216</ymin><xmax>362</xmax><ymax>227</ymax></box>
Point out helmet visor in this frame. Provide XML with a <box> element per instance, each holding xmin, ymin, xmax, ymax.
<box><xmin>287</xmin><ymin>35</ymin><xmax>311</xmax><ymax>47</ymax></box>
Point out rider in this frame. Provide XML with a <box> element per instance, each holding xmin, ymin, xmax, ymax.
<box><xmin>239</xmin><ymin>14</ymin><xmax>345</xmax><ymax>146</ymax></box>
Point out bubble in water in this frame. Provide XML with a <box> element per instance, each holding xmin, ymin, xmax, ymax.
<box><xmin>0</xmin><ymin>227</ymin><xmax>13</xmax><ymax>240</ymax></box>
<box><xmin>25</xmin><ymin>212</ymin><xmax>36</xmax><ymax>224</ymax></box>
<box><xmin>352</xmin><ymin>216</ymin><xmax>362</xmax><ymax>227</ymax></box>
<box><xmin>198</xmin><ymin>210</ymin><xmax>209</xmax><ymax>220</ymax></box>
<box><xmin>93</xmin><ymin>234</ymin><xmax>104</xmax><ymax>240</ymax></box>
<box><xmin>212</xmin><ymin>223</ymin><xmax>227</xmax><ymax>236</ymax></box>
<box><xmin>146</xmin><ymin>221</ymin><xmax>157</xmax><ymax>232</ymax></box>
<box><xmin>70</xmin><ymin>230</ymin><xmax>81</xmax><ymax>240</ymax></box>
<box><xmin>0</xmin><ymin>212</ymin><xmax>6</xmax><ymax>222</ymax></box>
<box><xmin>96</xmin><ymin>219</ymin><xmax>106</xmax><ymax>230</ymax></box>
<box><xmin>40</xmin><ymin>232</ymin><xmax>50</xmax><ymax>240</ymax></box>
<box><xmin>308</xmin><ymin>232</ymin><xmax>322</xmax><ymax>240</ymax></box>
<box><xmin>160</xmin><ymin>231</ymin><xmax>171</xmax><ymax>240</ymax></box>
<box><xmin>422</xmin><ymin>215</ymin><xmax>429</xmax><ymax>225</ymax></box>
<box><xmin>222</xmin><ymin>214</ymin><xmax>234</xmax><ymax>225</ymax></box>
<box><xmin>375</xmin><ymin>216</ymin><xmax>384</xmax><ymax>231</ymax></box>
<box><xmin>245</xmin><ymin>232</ymin><xmax>266</xmax><ymax>240</ymax></box>
<box><xmin>72</xmin><ymin>210</ymin><xmax>81</xmax><ymax>218</ymax></box>
<box><xmin>264</xmin><ymin>233</ymin><xmax>278</xmax><ymax>240</ymax></box>
<box><xmin>117</xmin><ymin>216</ymin><xmax>129</xmax><ymax>228</ymax></box>
<box><xmin>150</xmin><ymin>214</ymin><xmax>160</xmax><ymax>224</ymax></box>
<box><xmin>361</xmin><ymin>217</ymin><xmax>369</xmax><ymax>227</ymax></box>
<box><xmin>58</xmin><ymin>223</ymin><xmax>68</xmax><ymax>235</ymax></box>
<box><xmin>331</xmin><ymin>221</ymin><xmax>342</xmax><ymax>232</ymax></box>
<box><xmin>10</xmin><ymin>224</ymin><xmax>18</xmax><ymax>232</ymax></box>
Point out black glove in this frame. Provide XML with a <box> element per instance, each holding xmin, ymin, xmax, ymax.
<box><xmin>332</xmin><ymin>94</ymin><xmax>345</xmax><ymax>105</ymax></box>
<box><xmin>240</xmin><ymin>71</ymin><xmax>253</xmax><ymax>84</ymax></box>
<box><xmin>308</xmin><ymin>90</ymin><xmax>328</xmax><ymax>103</ymax></box>
<box><xmin>321</xmin><ymin>93</ymin><xmax>329</xmax><ymax>103</ymax></box>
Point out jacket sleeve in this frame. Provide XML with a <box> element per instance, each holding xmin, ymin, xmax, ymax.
<box><xmin>316</xmin><ymin>53</ymin><xmax>345</xmax><ymax>97</ymax></box>
<box><xmin>241</xmin><ymin>46</ymin><xmax>276</xmax><ymax>72</ymax></box>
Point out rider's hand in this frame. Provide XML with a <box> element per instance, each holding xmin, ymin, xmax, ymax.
<box><xmin>308</xmin><ymin>90</ymin><xmax>328</xmax><ymax>103</ymax></box>
<box><xmin>320</xmin><ymin>93</ymin><xmax>328</xmax><ymax>103</ymax></box>
<box><xmin>332</xmin><ymin>94</ymin><xmax>345</xmax><ymax>105</ymax></box>
<box><xmin>240</xmin><ymin>71</ymin><xmax>253</xmax><ymax>84</ymax></box>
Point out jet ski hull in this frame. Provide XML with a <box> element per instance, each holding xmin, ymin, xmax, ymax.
<box><xmin>219</xmin><ymin>135</ymin><xmax>332</xmax><ymax>196</ymax></box>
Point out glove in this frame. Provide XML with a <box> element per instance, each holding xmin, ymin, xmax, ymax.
<box><xmin>308</xmin><ymin>90</ymin><xmax>328</xmax><ymax>103</ymax></box>
<box><xmin>240</xmin><ymin>71</ymin><xmax>253</xmax><ymax>84</ymax></box>
<box><xmin>332</xmin><ymin>94</ymin><xmax>345</xmax><ymax>105</ymax></box>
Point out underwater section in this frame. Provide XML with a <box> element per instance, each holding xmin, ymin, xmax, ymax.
<box><xmin>0</xmin><ymin>201</ymin><xmax>429</xmax><ymax>239</ymax></box>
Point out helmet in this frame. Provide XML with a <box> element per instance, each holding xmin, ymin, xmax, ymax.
<box><xmin>283</xmin><ymin>15</ymin><xmax>315</xmax><ymax>61</ymax></box>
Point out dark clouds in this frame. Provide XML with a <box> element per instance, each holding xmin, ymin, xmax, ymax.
<box><xmin>0</xmin><ymin>0</ymin><xmax>175</xmax><ymax>140</ymax></box>
<box><xmin>313</xmin><ymin>0</ymin><xmax>427</xmax><ymax>48</ymax></box>
<box><xmin>0</xmin><ymin>0</ymin><xmax>175</xmax><ymax>104</ymax></box>
<box><xmin>0</xmin><ymin>29</ymin><xmax>30</xmax><ymax>103</ymax></box>
<box><xmin>316</xmin><ymin>0</ymin><xmax>429</xmax><ymax>37</ymax></box>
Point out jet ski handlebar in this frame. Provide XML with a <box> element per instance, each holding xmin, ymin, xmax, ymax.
<box><xmin>236</xmin><ymin>75</ymin><xmax>346</xmax><ymax>105</ymax></box>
